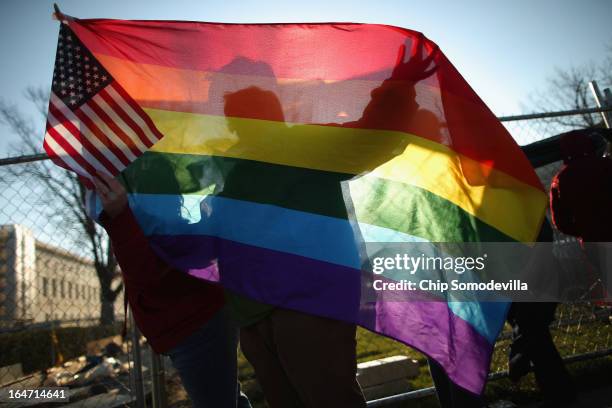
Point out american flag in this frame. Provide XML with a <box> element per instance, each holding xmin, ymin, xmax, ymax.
<box><xmin>44</xmin><ymin>23</ymin><xmax>163</xmax><ymax>186</ymax></box>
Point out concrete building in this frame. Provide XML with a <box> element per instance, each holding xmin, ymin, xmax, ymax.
<box><xmin>0</xmin><ymin>224</ymin><xmax>124</xmax><ymax>329</ymax></box>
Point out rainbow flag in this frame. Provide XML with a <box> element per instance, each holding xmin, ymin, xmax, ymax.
<box><xmin>44</xmin><ymin>17</ymin><xmax>547</xmax><ymax>394</ymax></box>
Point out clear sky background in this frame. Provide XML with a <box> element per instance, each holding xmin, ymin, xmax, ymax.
<box><xmin>0</xmin><ymin>0</ymin><xmax>611</xmax><ymax>156</ymax></box>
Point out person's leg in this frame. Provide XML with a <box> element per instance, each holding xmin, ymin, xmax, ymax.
<box><xmin>271</xmin><ymin>309</ymin><xmax>366</xmax><ymax>408</ymax></box>
<box><xmin>508</xmin><ymin>323</ymin><xmax>532</xmax><ymax>382</ymax></box>
<box><xmin>237</xmin><ymin>381</ymin><xmax>252</xmax><ymax>408</ymax></box>
<box><xmin>507</xmin><ymin>303</ymin><xmax>532</xmax><ymax>382</ymax></box>
<box><xmin>166</xmin><ymin>308</ymin><xmax>241</xmax><ymax>408</ymax></box>
<box><xmin>429</xmin><ymin>359</ymin><xmax>452</xmax><ymax>408</ymax></box>
<box><xmin>240</xmin><ymin>315</ymin><xmax>304</xmax><ymax>408</ymax></box>
<box><xmin>428</xmin><ymin>359</ymin><xmax>485</xmax><ymax>408</ymax></box>
<box><xmin>511</xmin><ymin>303</ymin><xmax>575</xmax><ymax>404</ymax></box>
<box><xmin>529</xmin><ymin>328</ymin><xmax>575</xmax><ymax>402</ymax></box>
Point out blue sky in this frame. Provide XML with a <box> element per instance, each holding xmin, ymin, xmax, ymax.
<box><xmin>0</xmin><ymin>0</ymin><xmax>611</xmax><ymax>155</ymax></box>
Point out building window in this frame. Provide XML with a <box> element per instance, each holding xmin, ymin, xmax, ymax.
<box><xmin>52</xmin><ymin>279</ymin><xmax>57</xmax><ymax>297</ymax></box>
<box><xmin>60</xmin><ymin>280</ymin><xmax>65</xmax><ymax>299</ymax></box>
<box><xmin>82</xmin><ymin>285</ymin><xmax>86</xmax><ymax>300</ymax></box>
<box><xmin>42</xmin><ymin>277</ymin><xmax>48</xmax><ymax>297</ymax></box>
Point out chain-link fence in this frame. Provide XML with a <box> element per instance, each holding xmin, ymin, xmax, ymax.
<box><xmin>493</xmin><ymin>106</ymin><xmax>612</xmax><ymax>379</ymax></box>
<box><xmin>1</xmin><ymin>107</ymin><xmax>611</xmax><ymax>407</ymax></box>
<box><xmin>0</xmin><ymin>158</ymin><xmax>150</xmax><ymax>407</ymax></box>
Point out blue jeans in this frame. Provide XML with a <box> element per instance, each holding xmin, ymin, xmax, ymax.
<box><xmin>166</xmin><ymin>308</ymin><xmax>252</xmax><ymax>408</ymax></box>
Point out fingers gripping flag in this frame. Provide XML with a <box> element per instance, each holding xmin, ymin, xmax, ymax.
<box><xmin>43</xmin><ymin>24</ymin><xmax>163</xmax><ymax>186</ymax></box>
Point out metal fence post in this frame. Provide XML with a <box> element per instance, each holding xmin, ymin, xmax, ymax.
<box><xmin>589</xmin><ymin>81</ymin><xmax>611</xmax><ymax>130</ymax></box>
<box><xmin>130</xmin><ymin>308</ymin><xmax>146</xmax><ymax>408</ymax></box>
<box><xmin>149</xmin><ymin>348</ymin><xmax>167</xmax><ymax>408</ymax></box>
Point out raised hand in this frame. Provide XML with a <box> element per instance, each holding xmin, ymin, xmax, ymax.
<box><xmin>390</xmin><ymin>38</ymin><xmax>438</xmax><ymax>82</ymax></box>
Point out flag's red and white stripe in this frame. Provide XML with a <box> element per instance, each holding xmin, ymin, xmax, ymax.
<box><xmin>43</xmin><ymin>81</ymin><xmax>163</xmax><ymax>182</ymax></box>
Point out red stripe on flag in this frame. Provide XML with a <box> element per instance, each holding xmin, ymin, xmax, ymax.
<box><xmin>70</xmin><ymin>21</ymin><xmax>426</xmax><ymax>82</ymax></box>
<box><xmin>43</xmin><ymin>136</ymin><xmax>73</xmax><ymax>173</ymax></box>
<box><xmin>97</xmin><ymin>87</ymin><xmax>154</xmax><ymax>149</ymax></box>
<box><xmin>45</xmin><ymin>123</ymin><xmax>98</xmax><ymax>178</ymax></box>
<box><xmin>49</xmin><ymin>104</ymin><xmax>121</xmax><ymax>175</ymax></box>
<box><xmin>111</xmin><ymin>83</ymin><xmax>164</xmax><ymax>142</ymax></box>
<box><xmin>74</xmin><ymin>109</ymin><xmax>132</xmax><ymax>167</ymax></box>
<box><xmin>87</xmin><ymin>97</ymin><xmax>144</xmax><ymax>157</ymax></box>
<box><xmin>42</xmin><ymin>135</ymin><xmax>95</xmax><ymax>189</ymax></box>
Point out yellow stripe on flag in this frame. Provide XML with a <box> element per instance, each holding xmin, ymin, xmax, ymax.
<box><xmin>146</xmin><ymin>107</ymin><xmax>546</xmax><ymax>242</ymax></box>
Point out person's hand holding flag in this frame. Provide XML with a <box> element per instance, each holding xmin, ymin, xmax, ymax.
<box><xmin>92</xmin><ymin>172</ymin><xmax>128</xmax><ymax>219</ymax></box>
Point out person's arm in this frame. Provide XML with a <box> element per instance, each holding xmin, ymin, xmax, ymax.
<box><xmin>344</xmin><ymin>42</ymin><xmax>440</xmax><ymax>173</ymax></box>
<box><xmin>93</xmin><ymin>173</ymin><xmax>171</xmax><ymax>289</ymax></box>
<box><xmin>549</xmin><ymin>170</ymin><xmax>579</xmax><ymax>237</ymax></box>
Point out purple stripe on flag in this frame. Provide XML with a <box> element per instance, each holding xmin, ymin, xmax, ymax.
<box><xmin>366</xmin><ymin>300</ymin><xmax>493</xmax><ymax>394</ymax></box>
<box><xmin>148</xmin><ymin>234</ymin><xmax>362</xmax><ymax>322</ymax></box>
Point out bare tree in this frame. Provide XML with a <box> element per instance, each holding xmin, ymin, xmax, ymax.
<box><xmin>0</xmin><ymin>87</ymin><xmax>122</xmax><ymax>325</ymax></box>
<box><xmin>524</xmin><ymin>45</ymin><xmax>612</xmax><ymax>130</ymax></box>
